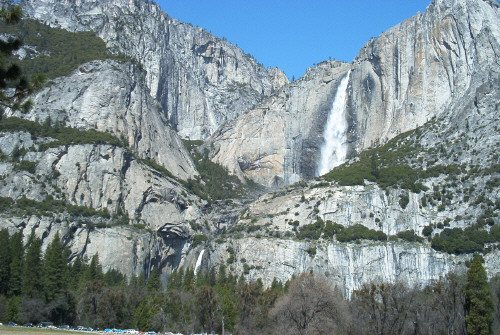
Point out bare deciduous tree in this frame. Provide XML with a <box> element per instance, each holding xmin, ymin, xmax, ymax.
<box><xmin>269</xmin><ymin>273</ymin><xmax>348</xmax><ymax>335</ymax></box>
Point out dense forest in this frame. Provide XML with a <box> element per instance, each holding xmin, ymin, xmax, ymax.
<box><xmin>0</xmin><ymin>229</ymin><xmax>499</xmax><ymax>334</ymax></box>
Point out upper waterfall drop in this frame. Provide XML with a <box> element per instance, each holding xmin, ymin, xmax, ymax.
<box><xmin>316</xmin><ymin>71</ymin><xmax>351</xmax><ymax>176</ymax></box>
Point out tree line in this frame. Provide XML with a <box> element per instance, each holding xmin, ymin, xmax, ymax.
<box><xmin>0</xmin><ymin>229</ymin><xmax>499</xmax><ymax>334</ymax></box>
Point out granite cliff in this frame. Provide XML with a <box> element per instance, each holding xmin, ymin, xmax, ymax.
<box><xmin>0</xmin><ymin>0</ymin><xmax>498</xmax><ymax>292</ymax></box>
<box><xmin>207</xmin><ymin>0</ymin><xmax>500</xmax><ymax>187</ymax></box>
<box><xmin>21</xmin><ymin>0</ymin><xmax>288</xmax><ymax>140</ymax></box>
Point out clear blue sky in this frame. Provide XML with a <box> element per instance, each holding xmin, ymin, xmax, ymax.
<box><xmin>155</xmin><ymin>0</ymin><xmax>431</xmax><ymax>80</ymax></box>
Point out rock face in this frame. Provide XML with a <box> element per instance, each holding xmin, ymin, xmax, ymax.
<box><xmin>7</xmin><ymin>60</ymin><xmax>197</xmax><ymax>180</ymax></box>
<box><xmin>0</xmin><ymin>138</ymin><xmax>203</xmax><ymax>276</ymax></box>
<box><xmin>208</xmin><ymin>237</ymin><xmax>461</xmax><ymax>295</ymax></box>
<box><xmin>347</xmin><ymin>0</ymin><xmax>500</xmax><ymax>151</ymax></box>
<box><xmin>21</xmin><ymin>0</ymin><xmax>289</xmax><ymax>140</ymax></box>
<box><xmin>0</xmin><ymin>0</ymin><xmax>498</xmax><ymax>291</ymax></box>
<box><xmin>198</xmin><ymin>50</ymin><xmax>500</xmax><ymax>293</ymax></box>
<box><xmin>207</xmin><ymin>0</ymin><xmax>500</xmax><ymax>186</ymax></box>
<box><xmin>207</xmin><ymin>61</ymin><xmax>351</xmax><ymax>188</ymax></box>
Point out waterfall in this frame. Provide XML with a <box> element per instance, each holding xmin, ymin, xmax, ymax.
<box><xmin>194</xmin><ymin>249</ymin><xmax>205</xmax><ymax>276</ymax></box>
<box><xmin>316</xmin><ymin>71</ymin><xmax>350</xmax><ymax>176</ymax></box>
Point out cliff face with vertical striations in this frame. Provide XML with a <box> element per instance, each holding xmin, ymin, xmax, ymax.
<box><xmin>21</xmin><ymin>0</ymin><xmax>289</xmax><ymax>140</ymax></box>
<box><xmin>347</xmin><ymin>0</ymin><xmax>500</xmax><ymax>152</ymax></box>
<box><xmin>206</xmin><ymin>61</ymin><xmax>352</xmax><ymax>188</ymax></box>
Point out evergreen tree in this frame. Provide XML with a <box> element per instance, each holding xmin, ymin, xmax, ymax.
<box><xmin>147</xmin><ymin>268</ymin><xmax>161</xmax><ymax>292</ymax></box>
<box><xmin>83</xmin><ymin>254</ymin><xmax>104</xmax><ymax>282</ymax></box>
<box><xmin>0</xmin><ymin>2</ymin><xmax>35</xmax><ymax>118</ymax></box>
<box><xmin>0</xmin><ymin>229</ymin><xmax>11</xmax><ymax>295</ymax></box>
<box><xmin>69</xmin><ymin>257</ymin><xmax>84</xmax><ymax>290</ymax></box>
<box><xmin>217</xmin><ymin>265</ymin><xmax>227</xmax><ymax>286</ymax></box>
<box><xmin>183</xmin><ymin>268</ymin><xmax>195</xmax><ymax>290</ymax></box>
<box><xmin>21</xmin><ymin>234</ymin><xmax>43</xmax><ymax>298</ymax></box>
<box><xmin>167</xmin><ymin>268</ymin><xmax>181</xmax><ymax>291</ymax></box>
<box><xmin>43</xmin><ymin>232</ymin><xmax>67</xmax><ymax>301</ymax></box>
<box><xmin>465</xmin><ymin>256</ymin><xmax>494</xmax><ymax>335</ymax></box>
<box><xmin>8</xmin><ymin>231</ymin><xmax>24</xmax><ymax>296</ymax></box>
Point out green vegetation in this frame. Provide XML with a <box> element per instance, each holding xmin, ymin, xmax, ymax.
<box><xmin>396</xmin><ymin>230</ymin><xmax>424</xmax><ymax>243</ymax></box>
<box><xmin>336</xmin><ymin>224</ymin><xmax>387</xmax><ymax>242</ymax></box>
<box><xmin>191</xmin><ymin>234</ymin><xmax>208</xmax><ymax>248</ymax></box>
<box><xmin>1</xmin><ymin>227</ymin><xmax>500</xmax><ymax>334</ymax></box>
<box><xmin>138</xmin><ymin>158</ymin><xmax>175</xmax><ymax>180</ymax></box>
<box><xmin>13</xmin><ymin>160</ymin><xmax>36</xmax><ymax>173</ymax></box>
<box><xmin>322</xmin><ymin>126</ymin><xmax>463</xmax><ymax>192</ymax></box>
<box><xmin>0</xmin><ymin>19</ymin><xmax>130</xmax><ymax>80</ymax></box>
<box><xmin>186</xmin><ymin>148</ymin><xmax>245</xmax><ymax>201</ymax></box>
<box><xmin>399</xmin><ymin>192</ymin><xmax>409</xmax><ymax>209</ymax></box>
<box><xmin>422</xmin><ymin>224</ymin><xmax>434</xmax><ymax>237</ymax></box>
<box><xmin>431</xmin><ymin>226</ymin><xmax>500</xmax><ymax>255</ymax></box>
<box><xmin>322</xmin><ymin>221</ymin><xmax>345</xmax><ymax>239</ymax></box>
<box><xmin>0</xmin><ymin>117</ymin><xmax>125</xmax><ymax>150</ymax></box>
<box><xmin>0</xmin><ymin>4</ymin><xmax>34</xmax><ymax>117</ymax></box>
<box><xmin>0</xmin><ymin>195</ymin><xmax>110</xmax><ymax>218</ymax></box>
<box><xmin>293</xmin><ymin>219</ymin><xmax>387</xmax><ymax>243</ymax></box>
<box><xmin>465</xmin><ymin>256</ymin><xmax>494</xmax><ymax>334</ymax></box>
<box><xmin>182</xmin><ymin>141</ymin><xmax>264</xmax><ymax>202</ymax></box>
<box><xmin>296</xmin><ymin>219</ymin><xmax>324</xmax><ymax>240</ymax></box>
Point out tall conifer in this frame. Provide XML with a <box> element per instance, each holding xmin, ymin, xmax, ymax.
<box><xmin>22</xmin><ymin>234</ymin><xmax>43</xmax><ymax>298</ymax></box>
<box><xmin>465</xmin><ymin>256</ymin><xmax>494</xmax><ymax>335</ymax></box>
<box><xmin>8</xmin><ymin>231</ymin><xmax>24</xmax><ymax>296</ymax></box>
<box><xmin>43</xmin><ymin>232</ymin><xmax>67</xmax><ymax>301</ymax></box>
<box><xmin>0</xmin><ymin>229</ymin><xmax>11</xmax><ymax>295</ymax></box>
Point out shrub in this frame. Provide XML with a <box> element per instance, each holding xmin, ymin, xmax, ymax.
<box><xmin>191</xmin><ymin>234</ymin><xmax>208</xmax><ymax>248</ymax></box>
<box><xmin>399</xmin><ymin>193</ymin><xmax>409</xmax><ymax>209</ymax></box>
<box><xmin>323</xmin><ymin>221</ymin><xmax>344</xmax><ymax>239</ymax></box>
<box><xmin>422</xmin><ymin>225</ymin><xmax>434</xmax><ymax>237</ymax></box>
<box><xmin>0</xmin><ymin>18</ymin><xmax>130</xmax><ymax>80</ymax></box>
<box><xmin>396</xmin><ymin>230</ymin><xmax>423</xmax><ymax>243</ymax></box>
<box><xmin>296</xmin><ymin>219</ymin><xmax>324</xmax><ymax>240</ymax></box>
<box><xmin>13</xmin><ymin>160</ymin><xmax>36</xmax><ymax>174</ymax></box>
<box><xmin>431</xmin><ymin>227</ymin><xmax>490</xmax><ymax>255</ymax></box>
<box><xmin>336</xmin><ymin>224</ymin><xmax>387</xmax><ymax>242</ymax></box>
<box><xmin>0</xmin><ymin>117</ymin><xmax>125</xmax><ymax>149</ymax></box>
<box><xmin>306</xmin><ymin>246</ymin><xmax>317</xmax><ymax>256</ymax></box>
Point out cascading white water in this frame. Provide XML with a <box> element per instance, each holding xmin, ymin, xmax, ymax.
<box><xmin>316</xmin><ymin>71</ymin><xmax>351</xmax><ymax>176</ymax></box>
<box><xmin>194</xmin><ymin>249</ymin><xmax>205</xmax><ymax>276</ymax></box>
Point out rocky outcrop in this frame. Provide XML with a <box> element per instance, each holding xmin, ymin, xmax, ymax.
<box><xmin>347</xmin><ymin>0</ymin><xmax>500</xmax><ymax>150</ymax></box>
<box><xmin>21</xmin><ymin>0</ymin><xmax>289</xmax><ymax>140</ymax></box>
<box><xmin>0</xmin><ymin>130</ymin><xmax>204</xmax><ymax>276</ymax></box>
<box><xmin>206</xmin><ymin>61</ymin><xmax>351</xmax><ymax>187</ymax></box>
<box><xmin>7</xmin><ymin>60</ymin><xmax>197</xmax><ymax>180</ymax></box>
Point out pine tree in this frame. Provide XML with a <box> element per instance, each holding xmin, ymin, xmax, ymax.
<box><xmin>43</xmin><ymin>232</ymin><xmax>68</xmax><ymax>301</ymax></box>
<box><xmin>21</xmin><ymin>234</ymin><xmax>43</xmax><ymax>298</ymax></box>
<box><xmin>147</xmin><ymin>268</ymin><xmax>161</xmax><ymax>292</ymax></box>
<box><xmin>69</xmin><ymin>257</ymin><xmax>84</xmax><ymax>290</ymax></box>
<box><xmin>0</xmin><ymin>2</ymin><xmax>36</xmax><ymax>118</ymax></box>
<box><xmin>465</xmin><ymin>256</ymin><xmax>494</xmax><ymax>335</ymax></box>
<box><xmin>83</xmin><ymin>254</ymin><xmax>104</xmax><ymax>282</ymax></box>
<box><xmin>8</xmin><ymin>231</ymin><xmax>24</xmax><ymax>296</ymax></box>
<box><xmin>0</xmin><ymin>229</ymin><xmax>11</xmax><ymax>295</ymax></box>
<box><xmin>183</xmin><ymin>268</ymin><xmax>195</xmax><ymax>290</ymax></box>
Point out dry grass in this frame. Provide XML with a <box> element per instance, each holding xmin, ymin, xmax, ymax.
<box><xmin>0</xmin><ymin>326</ymin><xmax>88</xmax><ymax>335</ymax></box>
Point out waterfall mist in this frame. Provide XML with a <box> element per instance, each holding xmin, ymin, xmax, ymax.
<box><xmin>316</xmin><ymin>71</ymin><xmax>350</xmax><ymax>176</ymax></box>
